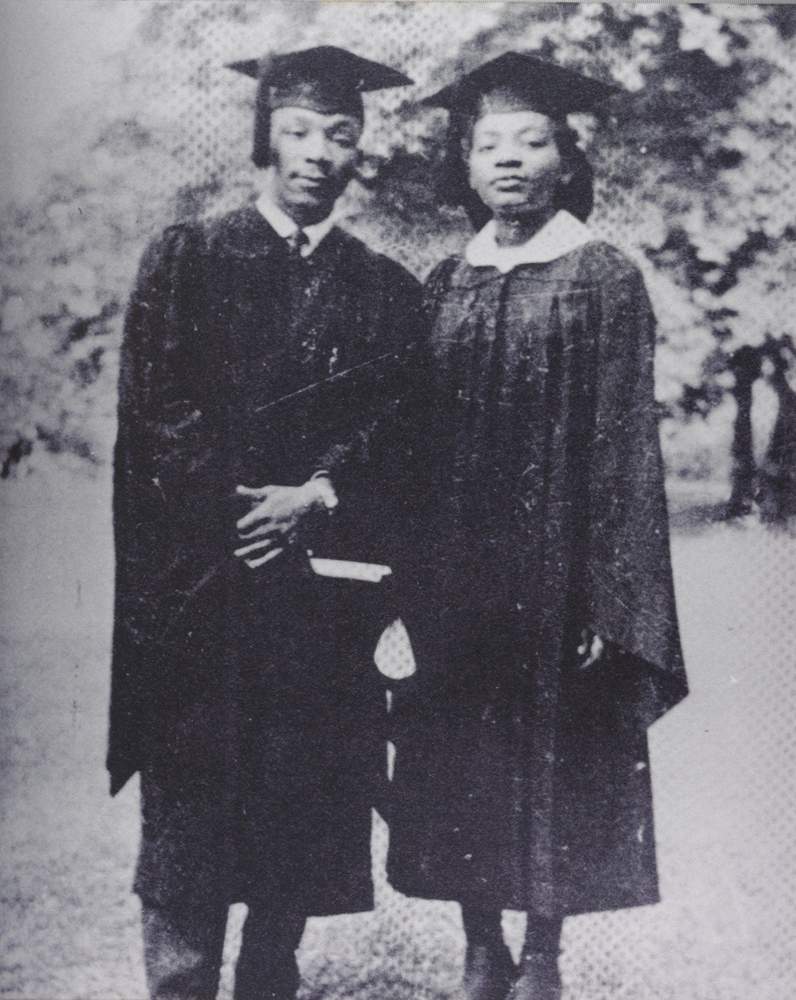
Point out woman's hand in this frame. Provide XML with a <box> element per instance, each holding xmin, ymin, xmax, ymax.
<box><xmin>233</xmin><ymin>480</ymin><xmax>330</xmax><ymax>570</ymax></box>
<box><xmin>576</xmin><ymin>629</ymin><xmax>605</xmax><ymax>670</ymax></box>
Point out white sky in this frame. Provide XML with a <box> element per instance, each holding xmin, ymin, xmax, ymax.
<box><xmin>0</xmin><ymin>0</ymin><xmax>149</xmax><ymax>203</ymax></box>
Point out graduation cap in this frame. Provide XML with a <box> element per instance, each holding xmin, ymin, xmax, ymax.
<box><xmin>423</xmin><ymin>52</ymin><xmax>619</xmax><ymax>228</ymax></box>
<box><xmin>227</xmin><ymin>46</ymin><xmax>413</xmax><ymax>167</ymax></box>
<box><xmin>422</xmin><ymin>51</ymin><xmax>619</xmax><ymax>121</ymax></box>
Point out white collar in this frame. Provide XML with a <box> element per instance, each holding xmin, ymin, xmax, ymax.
<box><xmin>465</xmin><ymin>210</ymin><xmax>594</xmax><ymax>273</ymax></box>
<box><xmin>255</xmin><ymin>170</ymin><xmax>336</xmax><ymax>257</ymax></box>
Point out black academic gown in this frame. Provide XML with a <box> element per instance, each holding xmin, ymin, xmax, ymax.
<box><xmin>388</xmin><ymin>241</ymin><xmax>688</xmax><ymax>917</ymax></box>
<box><xmin>109</xmin><ymin>205</ymin><xmax>421</xmax><ymax>913</ymax></box>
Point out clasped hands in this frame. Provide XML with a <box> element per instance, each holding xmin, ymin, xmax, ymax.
<box><xmin>233</xmin><ymin>479</ymin><xmax>332</xmax><ymax>570</ymax></box>
<box><xmin>233</xmin><ymin>482</ymin><xmax>606</xmax><ymax>669</ymax></box>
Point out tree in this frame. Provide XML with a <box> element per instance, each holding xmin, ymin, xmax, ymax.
<box><xmin>1</xmin><ymin>2</ymin><xmax>794</xmax><ymax>518</ymax></box>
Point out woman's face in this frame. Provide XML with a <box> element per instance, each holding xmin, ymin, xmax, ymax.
<box><xmin>467</xmin><ymin>110</ymin><xmax>568</xmax><ymax>218</ymax></box>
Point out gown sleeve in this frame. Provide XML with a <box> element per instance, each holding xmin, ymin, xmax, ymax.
<box><xmin>109</xmin><ymin>223</ymin><xmax>218</xmax><ymax>791</ymax></box>
<box><xmin>113</xmin><ymin>224</ymin><xmax>218</xmax><ymax>624</ymax></box>
<box><xmin>305</xmin><ymin>259</ymin><xmax>424</xmax><ymax>578</ymax></box>
<box><xmin>385</xmin><ymin>258</ymin><xmax>458</xmax><ymax>667</ymax></box>
<box><xmin>310</xmin><ymin>258</ymin><xmax>423</xmax><ymax>493</ymax></box>
<box><xmin>586</xmin><ymin>260</ymin><xmax>688</xmax><ymax>728</ymax></box>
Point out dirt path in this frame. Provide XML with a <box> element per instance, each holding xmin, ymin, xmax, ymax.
<box><xmin>1</xmin><ymin>470</ymin><xmax>794</xmax><ymax>999</ymax></box>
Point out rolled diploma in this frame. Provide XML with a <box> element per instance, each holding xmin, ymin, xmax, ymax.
<box><xmin>308</xmin><ymin>557</ymin><xmax>392</xmax><ymax>583</ymax></box>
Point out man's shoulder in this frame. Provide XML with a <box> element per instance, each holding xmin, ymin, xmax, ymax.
<box><xmin>142</xmin><ymin>218</ymin><xmax>206</xmax><ymax>262</ymax></box>
<box><xmin>132</xmin><ymin>218</ymin><xmax>210</xmax><ymax>292</ymax></box>
<box><xmin>201</xmin><ymin>204</ymin><xmax>279</xmax><ymax>254</ymax></box>
<box><xmin>329</xmin><ymin>226</ymin><xmax>419</xmax><ymax>289</ymax></box>
<box><xmin>147</xmin><ymin>204</ymin><xmax>278</xmax><ymax>259</ymax></box>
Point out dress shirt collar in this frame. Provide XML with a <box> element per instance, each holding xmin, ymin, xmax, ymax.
<box><xmin>465</xmin><ymin>209</ymin><xmax>594</xmax><ymax>273</ymax></box>
<box><xmin>255</xmin><ymin>169</ymin><xmax>337</xmax><ymax>257</ymax></box>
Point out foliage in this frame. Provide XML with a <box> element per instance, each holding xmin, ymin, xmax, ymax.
<box><xmin>1</xmin><ymin>1</ymin><xmax>794</xmax><ymax>484</ymax></box>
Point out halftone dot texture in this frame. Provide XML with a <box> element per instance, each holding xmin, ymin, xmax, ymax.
<box><xmin>115</xmin><ymin>4</ymin><xmax>796</xmax><ymax>999</ymax></box>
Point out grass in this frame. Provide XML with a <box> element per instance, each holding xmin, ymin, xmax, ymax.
<box><xmin>1</xmin><ymin>468</ymin><xmax>794</xmax><ymax>999</ymax></box>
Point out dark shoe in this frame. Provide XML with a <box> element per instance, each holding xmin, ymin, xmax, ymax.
<box><xmin>506</xmin><ymin>952</ymin><xmax>561</xmax><ymax>1000</ymax></box>
<box><xmin>232</xmin><ymin>906</ymin><xmax>305</xmax><ymax>1000</ymax></box>
<box><xmin>459</xmin><ymin>941</ymin><xmax>517</xmax><ymax>1000</ymax></box>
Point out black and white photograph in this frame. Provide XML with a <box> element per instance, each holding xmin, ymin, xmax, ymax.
<box><xmin>0</xmin><ymin>2</ymin><xmax>794</xmax><ymax>998</ymax></box>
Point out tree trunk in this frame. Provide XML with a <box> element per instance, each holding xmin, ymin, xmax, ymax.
<box><xmin>726</xmin><ymin>346</ymin><xmax>762</xmax><ymax>518</ymax></box>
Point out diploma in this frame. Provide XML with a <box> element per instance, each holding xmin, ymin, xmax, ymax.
<box><xmin>308</xmin><ymin>557</ymin><xmax>392</xmax><ymax>583</ymax></box>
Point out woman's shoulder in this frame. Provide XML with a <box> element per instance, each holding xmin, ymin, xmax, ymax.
<box><xmin>573</xmin><ymin>239</ymin><xmax>647</xmax><ymax>291</ymax></box>
<box><xmin>422</xmin><ymin>254</ymin><xmax>469</xmax><ymax>297</ymax></box>
<box><xmin>424</xmin><ymin>254</ymin><xmax>465</xmax><ymax>282</ymax></box>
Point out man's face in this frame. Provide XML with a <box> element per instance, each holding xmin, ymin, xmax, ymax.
<box><xmin>467</xmin><ymin>110</ymin><xmax>567</xmax><ymax>219</ymax></box>
<box><xmin>269</xmin><ymin>106</ymin><xmax>362</xmax><ymax>224</ymax></box>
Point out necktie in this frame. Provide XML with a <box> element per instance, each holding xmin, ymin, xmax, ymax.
<box><xmin>285</xmin><ymin>228</ymin><xmax>309</xmax><ymax>258</ymax></box>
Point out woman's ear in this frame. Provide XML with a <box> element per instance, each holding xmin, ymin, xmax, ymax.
<box><xmin>460</xmin><ymin>134</ymin><xmax>478</xmax><ymax>192</ymax></box>
<box><xmin>558</xmin><ymin>144</ymin><xmax>576</xmax><ymax>190</ymax></box>
<box><xmin>349</xmin><ymin>147</ymin><xmax>365</xmax><ymax>181</ymax></box>
<box><xmin>351</xmin><ymin>148</ymin><xmax>381</xmax><ymax>190</ymax></box>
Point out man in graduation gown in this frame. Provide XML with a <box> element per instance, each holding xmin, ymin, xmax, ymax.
<box><xmin>108</xmin><ymin>46</ymin><xmax>418</xmax><ymax>1000</ymax></box>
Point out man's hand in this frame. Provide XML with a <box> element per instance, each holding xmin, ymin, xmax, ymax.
<box><xmin>233</xmin><ymin>480</ymin><xmax>332</xmax><ymax>570</ymax></box>
<box><xmin>576</xmin><ymin>629</ymin><xmax>605</xmax><ymax>670</ymax></box>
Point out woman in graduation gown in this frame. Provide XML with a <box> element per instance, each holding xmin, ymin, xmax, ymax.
<box><xmin>388</xmin><ymin>53</ymin><xmax>689</xmax><ymax>1000</ymax></box>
